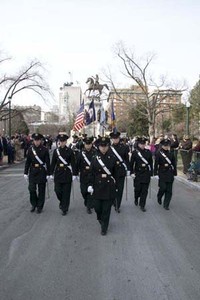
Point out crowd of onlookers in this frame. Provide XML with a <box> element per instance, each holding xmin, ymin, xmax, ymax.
<box><xmin>0</xmin><ymin>132</ymin><xmax>53</xmax><ymax>166</ymax></box>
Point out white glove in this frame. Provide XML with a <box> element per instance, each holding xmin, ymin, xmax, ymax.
<box><xmin>46</xmin><ymin>176</ymin><xmax>50</xmax><ymax>181</ymax></box>
<box><xmin>76</xmin><ymin>176</ymin><xmax>80</xmax><ymax>182</ymax></box>
<box><xmin>24</xmin><ymin>174</ymin><xmax>28</xmax><ymax>181</ymax></box>
<box><xmin>154</xmin><ymin>175</ymin><xmax>159</xmax><ymax>179</ymax></box>
<box><xmin>50</xmin><ymin>175</ymin><xmax>54</xmax><ymax>181</ymax></box>
<box><xmin>72</xmin><ymin>175</ymin><xmax>77</xmax><ymax>181</ymax></box>
<box><xmin>131</xmin><ymin>173</ymin><xmax>135</xmax><ymax>178</ymax></box>
<box><xmin>126</xmin><ymin>171</ymin><xmax>130</xmax><ymax>176</ymax></box>
<box><xmin>87</xmin><ymin>186</ymin><xmax>94</xmax><ymax>194</ymax></box>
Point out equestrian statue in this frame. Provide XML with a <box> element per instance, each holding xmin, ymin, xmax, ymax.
<box><xmin>85</xmin><ymin>74</ymin><xmax>109</xmax><ymax>97</ymax></box>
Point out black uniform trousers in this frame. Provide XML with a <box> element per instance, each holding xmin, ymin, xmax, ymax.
<box><xmin>80</xmin><ymin>182</ymin><xmax>94</xmax><ymax>209</ymax></box>
<box><xmin>54</xmin><ymin>182</ymin><xmax>72</xmax><ymax>212</ymax></box>
<box><xmin>94</xmin><ymin>198</ymin><xmax>113</xmax><ymax>232</ymax></box>
<box><xmin>28</xmin><ymin>182</ymin><xmax>46</xmax><ymax>209</ymax></box>
<box><xmin>157</xmin><ymin>180</ymin><xmax>173</xmax><ymax>208</ymax></box>
<box><xmin>115</xmin><ymin>176</ymin><xmax>125</xmax><ymax>209</ymax></box>
<box><xmin>134</xmin><ymin>179</ymin><xmax>149</xmax><ymax>208</ymax></box>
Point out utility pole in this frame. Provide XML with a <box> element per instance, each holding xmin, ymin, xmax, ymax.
<box><xmin>8</xmin><ymin>96</ymin><xmax>12</xmax><ymax>137</ymax></box>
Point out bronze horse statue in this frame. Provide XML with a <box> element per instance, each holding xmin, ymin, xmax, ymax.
<box><xmin>85</xmin><ymin>77</ymin><xmax>109</xmax><ymax>96</ymax></box>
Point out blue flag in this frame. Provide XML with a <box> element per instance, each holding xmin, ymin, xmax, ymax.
<box><xmin>85</xmin><ymin>100</ymin><xmax>96</xmax><ymax>125</ymax></box>
<box><xmin>111</xmin><ymin>100</ymin><xmax>117</xmax><ymax>133</ymax></box>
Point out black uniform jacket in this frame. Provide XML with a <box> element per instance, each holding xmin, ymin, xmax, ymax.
<box><xmin>108</xmin><ymin>143</ymin><xmax>130</xmax><ymax>178</ymax></box>
<box><xmin>50</xmin><ymin>146</ymin><xmax>76</xmax><ymax>183</ymax></box>
<box><xmin>76</xmin><ymin>147</ymin><xmax>97</xmax><ymax>184</ymax></box>
<box><xmin>154</xmin><ymin>149</ymin><xmax>177</xmax><ymax>182</ymax></box>
<box><xmin>24</xmin><ymin>145</ymin><xmax>50</xmax><ymax>183</ymax></box>
<box><xmin>130</xmin><ymin>148</ymin><xmax>153</xmax><ymax>183</ymax></box>
<box><xmin>88</xmin><ymin>151</ymin><xmax>118</xmax><ymax>200</ymax></box>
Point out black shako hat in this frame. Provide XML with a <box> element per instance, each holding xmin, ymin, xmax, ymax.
<box><xmin>32</xmin><ymin>133</ymin><xmax>43</xmax><ymax>140</ymax></box>
<box><xmin>110</xmin><ymin>131</ymin><xmax>120</xmax><ymax>139</ymax></box>
<box><xmin>83</xmin><ymin>137</ymin><xmax>94</xmax><ymax>144</ymax></box>
<box><xmin>98</xmin><ymin>137</ymin><xmax>110</xmax><ymax>146</ymax></box>
<box><xmin>137</xmin><ymin>137</ymin><xmax>147</xmax><ymax>144</ymax></box>
<box><xmin>57</xmin><ymin>132</ymin><xmax>69</xmax><ymax>141</ymax></box>
<box><xmin>160</xmin><ymin>138</ymin><xmax>171</xmax><ymax>146</ymax></box>
<box><xmin>72</xmin><ymin>134</ymin><xmax>78</xmax><ymax>139</ymax></box>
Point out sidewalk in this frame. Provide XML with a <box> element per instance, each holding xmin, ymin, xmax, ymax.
<box><xmin>0</xmin><ymin>155</ymin><xmax>24</xmax><ymax>170</ymax></box>
<box><xmin>175</xmin><ymin>170</ymin><xmax>200</xmax><ymax>191</ymax></box>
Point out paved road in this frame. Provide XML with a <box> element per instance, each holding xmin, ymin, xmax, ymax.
<box><xmin>0</xmin><ymin>162</ymin><xmax>200</xmax><ymax>300</ymax></box>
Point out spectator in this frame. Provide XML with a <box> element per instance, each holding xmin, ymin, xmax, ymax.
<box><xmin>170</xmin><ymin>133</ymin><xmax>179</xmax><ymax>165</ymax></box>
<box><xmin>179</xmin><ymin>135</ymin><xmax>193</xmax><ymax>174</ymax></box>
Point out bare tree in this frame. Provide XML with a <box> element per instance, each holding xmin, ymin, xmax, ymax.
<box><xmin>0</xmin><ymin>55</ymin><xmax>53</xmax><ymax>112</ymax></box>
<box><xmin>104</xmin><ymin>42</ymin><xmax>186</xmax><ymax>139</ymax></box>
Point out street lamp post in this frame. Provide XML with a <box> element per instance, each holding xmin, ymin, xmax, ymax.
<box><xmin>185</xmin><ymin>101</ymin><xmax>191</xmax><ymax>136</ymax></box>
<box><xmin>8</xmin><ymin>96</ymin><xmax>12</xmax><ymax>137</ymax></box>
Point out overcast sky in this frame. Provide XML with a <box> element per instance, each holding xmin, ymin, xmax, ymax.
<box><xmin>0</xmin><ymin>0</ymin><xmax>200</xmax><ymax>110</ymax></box>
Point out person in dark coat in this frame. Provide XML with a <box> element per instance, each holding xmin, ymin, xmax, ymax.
<box><xmin>179</xmin><ymin>135</ymin><xmax>193</xmax><ymax>174</ymax></box>
<box><xmin>109</xmin><ymin>131</ymin><xmax>130</xmax><ymax>213</ymax></box>
<box><xmin>87</xmin><ymin>137</ymin><xmax>118</xmax><ymax>235</ymax></box>
<box><xmin>154</xmin><ymin>138</ymin><xmax>177</xmax><ymax>210</ymax></box>
<box><xmin>76</xmin><ymin>136</ymin><xmax>97</xmax><ymax>214</ymax></box>
<box><xmin>24</xmin><ymin>133</ymin><xmax>50</xmax><ymax>213</ymax></box>
<box><xmin>50</xmin><ymin>133</ymin><xmax>76</xmax><ymax>215</ymax></box>
<box><xmin>130</xmin><ymin>137</ymin><xmax>153</xmax><ymax>212</ymax></box>
<box><xmin>69</xmin><ymin>134</ymin><xmax>83</xmax><ymax>158</ymax></box>
<box><xmin>170</xmin><ymin>133</ymin><xmax>179</xmax><ymax>166</ymax></box>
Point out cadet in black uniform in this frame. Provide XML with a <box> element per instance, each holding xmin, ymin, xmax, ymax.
<box><xmin>69</xmin><ymin>134</ymin><xmax>83</xmax><ymax>162</ymax></box>
<box><xmin>76</xmin><ymin>136</ymin><xmax>97</xmax><ymax>214</ymax></box>
<box><xmin>154</xmin><ymin>138</ymin><xmax>177</xmax><ymax>210</ymax></box>
<box><xmin>109</xmin><ymin>131</ymin><xmax>130</xmax><ymax>213</ymax></box>
<box><xmin>24</xmin><ymin>133</ymin><xmax>50</xmax><ymax>213</ymax></box>
<box><xmin>50</xmin><ymin>133</ymin><xmax>76</xmax><ymax>215</ymax></box>
<box><xmin>87</xmin><ymin>137</ymin><xmax>118</xmax><ymax>235</ymax></box>
<box><xmin>130</xmin><ymin>137</ymin><xmax>153</xmax><ymax>212</ymax></box>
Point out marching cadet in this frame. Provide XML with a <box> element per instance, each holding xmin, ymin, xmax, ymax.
<box><xmin>130</xmin><ymin>137</ymin><xmax>153</xmax><ymax>212</ymax></box>
<box><xmin>87</xmin><ymin>137</ymin><xmax>118</xmax><ymax>236</ymax></box>
<box><xmin>50</xmin><ymin>133</ymin><xmax>76</xmax><ymax>215</ymax></box>
<box><xmin>76</xmin><ymin>136</ymin><xmax>97</xmax><ymax>214</ymax></box>
<box><xmin>69</xmin><ymin>134</ymin><xmax>83</xmax><ymax>162</ymax></box>
<box><xmin>24</xmin><ymin>133</ymin><xmax>50</xmax><ymax>213</ymax></box>
<box><xmin>109</xmin><ymin>131</ymin><xmax>130</xmax><ymax>213</ymax></box>
<box><xmin>154</xmin><ymin>138</ymin><xmax>177</xmax><ymax>210</ymax></box>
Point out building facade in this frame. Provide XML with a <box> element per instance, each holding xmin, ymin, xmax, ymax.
<box><xmin>59</xmin><ymin>83</ymin><xmax>82</xmax><ymax>124</ymax></box>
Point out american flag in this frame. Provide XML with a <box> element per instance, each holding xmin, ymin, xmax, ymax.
<box><xmin>73</xmin><ymin>102</ymin><xmax>85</xmax><ymax>131</ymax></box>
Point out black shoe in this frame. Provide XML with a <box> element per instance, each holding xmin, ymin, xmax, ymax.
<box><xmin>157</xmin><ymin>199</ymin><xmax>162</xmax><ymax>205</ymax></box>
<box><xmin>87</xmin><ymin>208</ymin><xmax>92</xmax><ymax>214</ymax></box>
<box><xmin>134</xmin><ymin>199</ymin><xmax>138</xmax><ymax>206</ymax></box>
<box><xmin>36</xmin><ymin>208</ymin><xmax>42</xmax><ymax>214</ymax></box>
<box><xmin>140</xmin><ymin>207</ymin><xmax>146</xmax><ymax>212</ymax></box>
<box><xmin>30</xmin><ymin>206</ymin><xmax>35</xmax><ymax>212</ymax></box>
<box><xmin>164</xmin><ymin>206</ymin><xmax>170</xmax><ymax>210</ymax></box>
<box><xmin>101</xmin><ymin>230</ymin><xmax>107</xmax><ymax>236</ymax></box>
<box><xmin>62</xmin><ymin>211</ymin><xmax>67</xmax><ymax>215</ymax></box>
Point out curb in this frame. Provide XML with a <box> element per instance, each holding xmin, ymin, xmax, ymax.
<box><xmin>175</xmin><ymin>176</ymin><xmax>200</xmax><ymax>191</ymax></box>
